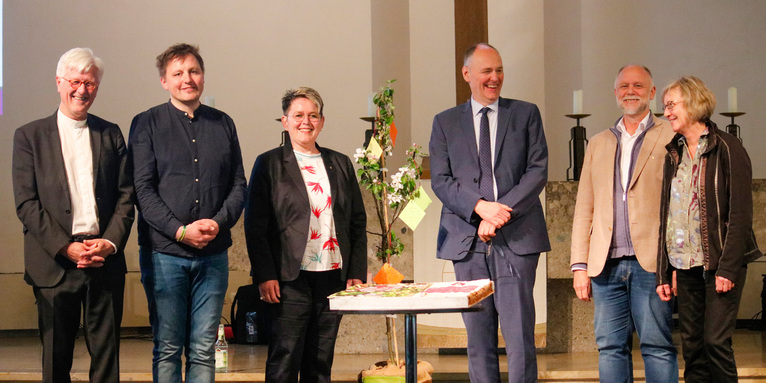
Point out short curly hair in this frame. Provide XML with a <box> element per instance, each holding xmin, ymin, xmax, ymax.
<box><xmin>662</xmin><ymin>76</ymin><xmax>717</xmax><ymax>122</ymax></box>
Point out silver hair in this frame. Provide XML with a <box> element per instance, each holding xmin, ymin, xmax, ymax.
<box><xmin>56</xmin><ymin>47</ymin><xmax>104</xmax><ymax>81</ymax></box>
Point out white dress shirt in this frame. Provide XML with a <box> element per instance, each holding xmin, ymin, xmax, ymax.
<box><xmin>615</xmin><ymin>112</ymin><xmax>651</xmax><ymax>192</ymax></box>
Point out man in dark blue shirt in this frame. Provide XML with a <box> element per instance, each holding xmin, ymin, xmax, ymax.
<box><xmin>129</xmin><ymin>43</ymin><xmax>246</xmax><ymax>383</ymax></box>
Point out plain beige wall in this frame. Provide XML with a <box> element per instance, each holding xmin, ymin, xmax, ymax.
<box><xmin>3</xmin><ymin>0</ymin><xmax>766</xmax><ymax>330</ymax></box>
<box><xmin>544</xmin><ymin>0</ymin><xmax>766</xmax><ymax>182</ymax></box>
<box><xmin>408</xmin><ymin>1</ymin><xmax>455</xmax><ymax>149</ymax></box>
<box><xmin>0</xmin><ymin>0</ymin><xmax>376</xmax><ymax>329</ymax></box>
<box><xmin>1</xmin><ymin>0</ymin><xmax>376</xmax><ymax>271</ymax></box>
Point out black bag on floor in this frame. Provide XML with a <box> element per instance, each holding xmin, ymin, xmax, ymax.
<box><xmin>231</xmin><ymin>284</ymin><xmax>271</xmax><ymax>344</ymax></box>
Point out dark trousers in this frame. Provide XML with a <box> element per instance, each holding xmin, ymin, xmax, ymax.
<box><xmin>266</xmin><ymin>269</ymin><xmax>344</xmax><ymax>383</ymax></box>
<box><xmin>33</xmin><ymin>267</ymin><xmax>125</xmax><ymax>383</ymax></box>
<box><xmin>676</xmin><ymin>266</ymin><xmax>747</xmax><ymax>383</ymax></box>
<box><xmin>453</xmin><ymin>241</ymin><xmax>540</xmax><ymax>383</ymax></box>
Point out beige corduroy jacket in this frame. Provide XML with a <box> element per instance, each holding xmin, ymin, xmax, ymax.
<box><xmin>570</xmin><ymin>115</ymin><xmax>674</xmax><ymax>277</ymax></box>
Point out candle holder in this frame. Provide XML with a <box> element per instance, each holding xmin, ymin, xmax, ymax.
<box><xmin>275</xmin><ymin>118</ymin><xmax>289</xmax><ymax>146</ymax></box>
<box><xmin>719</xmin><ymin>111</ymin><xmax>745</xmax><ymax>141</ymax></box>
<box><xmin>565</xmin><ymin>114</ymin><xmax>590</xmax><ymax>181</ymax></box>
<box><xmin>361</xmin><ymin>116</ymin><xmax>375</xmax><ymax>147</ymax></box>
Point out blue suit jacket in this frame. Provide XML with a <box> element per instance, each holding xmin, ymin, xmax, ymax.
<box><xmin>429</xmin><ymin>98</ymin><xmax>551</xmax><ymax>260</ymax></box>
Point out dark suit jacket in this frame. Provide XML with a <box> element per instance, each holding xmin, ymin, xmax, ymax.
<box><xmin>12</xmin><ymin>112</ymin><xmax>134</xmax><ymax>287</ymax></box>
<box><xmin>429</xmin><ymin>98</ymin><xmax>551</xmax><ymax>260</ymax></box>
<box><xmin>244</xmin><ymin>141</ymin><xmax>367</xmax><ymax>284</ymax></box>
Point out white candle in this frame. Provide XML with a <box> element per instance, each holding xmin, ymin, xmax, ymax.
<box><xmin>649</xmin><ymin>98</ymin><xmax>657</xmax><ymax>113</ymax></box>
<box><xmin>204</xmin><ymin>96</ymin><xmax>215</xmax><ymax>108</ymax></box>
<box><xmin>573</xmin><ymin>90</ymin><xmax>583</xmax><ymax>114</ymax></box>
<box><xmin>728</xmin><ymin>87</ymin><xmax>737</xmax><ymax>112</ymax></box>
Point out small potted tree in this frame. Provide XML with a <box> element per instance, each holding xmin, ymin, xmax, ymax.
<box><xmin>354</xmin><ymin>80</ymin><xmax>432</xmax><ymax>382</ymax></box>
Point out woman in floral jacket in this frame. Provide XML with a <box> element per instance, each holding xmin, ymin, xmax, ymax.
<box><xmin>656</xmin><ymin>76</ymin><xmax>761</xmax><ymax>382</ymax></box>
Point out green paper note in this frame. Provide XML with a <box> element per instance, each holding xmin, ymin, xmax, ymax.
<box><xmin>412</xmin><ymin>186</ymin><xmax>432</xmax><ymax>211</ymax></box>
<box><xmin>399</xmin><ymin>202</ymin><xmax>426</xmax><ymax>230</ymax></box>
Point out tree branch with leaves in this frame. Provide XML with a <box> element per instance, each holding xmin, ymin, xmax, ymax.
<box><xmin>355</xmin><ymin>80</ymin><xmax>424</xmax><ymax>265</ymax></box>
<box><xmin>354</xmin><ymin>80</ymin><xmax>425</xmax><ymax>366</ymax></box>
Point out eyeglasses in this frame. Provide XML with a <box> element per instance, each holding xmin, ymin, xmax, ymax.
<box><xmin>61</xmin><ymin>77</ymin><xmax>99</xmax><ymax>91</ymax></box>
<box><xmin>663</xmin><ymin>100</ymin><xmax>684</xmax><ymax>112</ymax></box>
<box><xmin>288</xmin><ymin>112</ymin><xmax>322</xmax><ymax>122</ymax></box>
<box><xmin>457</xmin><ymin>236</ymin><xmax>519</xmax><ymax>277</ymax></box>
<box><xmin>458</xmin><ymin>235</ymin><xmax>493</xmax><ymax>256</ymax></box>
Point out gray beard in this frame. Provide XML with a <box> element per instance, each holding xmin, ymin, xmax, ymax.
<box><xmin>618</xmin><ymin>101</ymin><xmax>648</xmax><ymax>116</ymax></box>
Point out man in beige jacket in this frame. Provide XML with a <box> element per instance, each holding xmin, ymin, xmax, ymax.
<box><xmin>570</xmin><ymin>65</ymin><xmax>677</xmax><ymax>383</ymax></box>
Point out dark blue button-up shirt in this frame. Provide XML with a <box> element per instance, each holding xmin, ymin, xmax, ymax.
<box><xmin>129</xmin><ymin>101</ymin><xmax>247</xmax><ymax>257</ymax></box>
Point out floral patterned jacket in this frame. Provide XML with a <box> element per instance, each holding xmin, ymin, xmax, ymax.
<box><xmin>657</xmin><ymin>121</ymin><xmax>762</xmax><ymax>285</ymax></box>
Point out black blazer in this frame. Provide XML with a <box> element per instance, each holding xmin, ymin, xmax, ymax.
<box><xmin>12</xmin><ymin>112</ymin><xmax>134</xmax><ymax>287</ymax></box>
<box><xmin>244</xmin><ymin>141</ymin><xmax>367</xmax><ymax>284</ymax></box>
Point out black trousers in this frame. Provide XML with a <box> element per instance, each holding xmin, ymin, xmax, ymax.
<box><xmin>266</xmin><ymin>270</ymin><xmax>344</xmax><ymax>383</ymax></box>
<box><xmin>676</xmin><ymin>266</ymin><xmax>747</xmax><ymax>383</ymax></box>
<box><xmin>33</xmin><ymin>267</ymin><xmax>125</xmax><ymax>383</ymax></box>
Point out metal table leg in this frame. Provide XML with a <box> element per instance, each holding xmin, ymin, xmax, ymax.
<box><xmin>404</xmin><ymin>313</ymin><xmax>417</xmax><ymax>383</ymax></box>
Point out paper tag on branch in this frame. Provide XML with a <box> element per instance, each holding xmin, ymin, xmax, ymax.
<box><xmin>399</xmin><ymin>202</ymin><xmax>426</xmax><ymax>231</ymax></box>
<box><xmin>389</xmin><ymin>122</ymin><xmax>398</xmax><ymax>148</ymax></box>
<box><xmin>366</xmin><ymin>138</ymin><xmax>383</xmax><ymax>161</ymax></box>
<box><xmin>412</xmin><ymin>186</ymin><xmax>432</xmax><ymax>211</ymax></box>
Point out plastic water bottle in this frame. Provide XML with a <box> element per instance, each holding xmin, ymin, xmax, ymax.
<box><xmin>246</xmin><ymin>311</ymin><xmax>257</xmax><ymax>343</ymax></box>
<box><xmin>215</xmin><ymin>324</ymin><xmax>228</xmax><ymax>372</ymax></box>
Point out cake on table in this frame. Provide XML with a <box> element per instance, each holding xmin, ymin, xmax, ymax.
<box><xmin>328</xmin><ymin>279</ymin><xmax>494</xmax><ymax>311</ymax></box>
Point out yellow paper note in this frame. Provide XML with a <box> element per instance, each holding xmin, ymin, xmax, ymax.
<box><xmin>412</xmin><ymin>186</ymin><xmax>432</xmax><ymax>211</ymax></box>
<box><xmin>399</xmin><ymin>202</ymin><xmax>426</xmax><ymax>231</ymax></box>
<box><xmin>366</xmin><ymin>138</ymin><xmax>383</xmax><ymax>161</ymax></box>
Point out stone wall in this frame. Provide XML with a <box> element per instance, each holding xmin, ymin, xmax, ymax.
<box><xmin>544</xmin><ymin>179</ymin><xmax>766</xmax><ymax>353</ymax></box>
<box><xmin>544</xmin><ymin>181</ymin><xmax>592</xmax><ymax>353</ymax></box>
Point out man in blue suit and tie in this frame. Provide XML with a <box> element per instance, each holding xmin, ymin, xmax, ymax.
<box><xmin>429</xmin><ymin>43</ymin><xmax>550</xmax><ymax>383</ymax></box>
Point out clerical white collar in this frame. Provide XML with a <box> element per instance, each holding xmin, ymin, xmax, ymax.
<box><xmin>57</xmin><ymin>109</ymin><xmax>88</xmax><ymax>129</ymax></box>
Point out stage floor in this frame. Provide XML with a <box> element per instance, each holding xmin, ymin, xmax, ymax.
<box><xmin>1</xmin><ymin>329</ymin><xmax>765</xmax><ymax>382</ymax></box>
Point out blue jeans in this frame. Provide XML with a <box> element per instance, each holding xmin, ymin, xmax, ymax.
<box><xmin>591</xmin><ymin>257</ymin><xmax>678</xmax><ymax>383</ymax></box>
<box><xmin>140</xmin><ymin>248</ymin><xmax>229</xmax><ymax>383</ymax></box>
